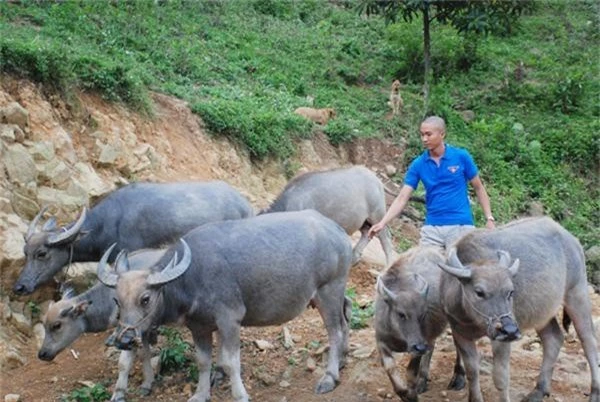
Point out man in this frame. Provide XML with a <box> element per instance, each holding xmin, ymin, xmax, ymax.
<box><xmin>369</xmin><ymin>116</ymin><xmax>495</xmax><ymax>248</ymax></box>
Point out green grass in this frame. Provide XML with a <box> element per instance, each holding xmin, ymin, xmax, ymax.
<box><xmin>1</xmin><ymin>0</ymin><xmax>598</xmax><ymax>253</ymax></box>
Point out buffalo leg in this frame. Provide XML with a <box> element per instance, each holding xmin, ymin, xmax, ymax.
<box><xmin>216</xmin><ymin>313</ymin><xmax>249</xmax><ymax>402</ymax></box>
<box><xmin>111</xmin><ymin>349</ymin><xmax>136</xmax><ymax>402</ymax></box>
<box><xmin>188</xmin><ymin>328</ymin><xmax>213</xmax><ymax>402</ymax></box>
<box><xmin>377</xmin><ymin>226</ymin><xmax>395</xmax><ymax>268</ymax></box>
<box><xmin>491</xmin><ymin>340</ymin><xmax>512</xmax><ymax>402</ymax></box>
<box><xmin>377</xmin><ymin>343</ymin><xmax>413</xmax><ymax>402</ymax></box>
<box><xmin>406</xmin><ymin>353</ymin><xmax>425</xmax><ymax>398</ymax></box>
<box><xmin>522</xmin><ymin>318</ymin><xmax>563</xmax><ymax>401</ymax></box>
<box><xmin>313</xmin><ymin>281</ymin><xmax>347</xmax><ymax>394</ymax></box>
<box><xmin>139</xmin><ymin>340</ymin><xmax>154</xmax><ymax>395</ymax></box>
<box><xmin>447</xmin><ymin>347</ymin><xmax>466</xmax><ymax>391</ymax></box>
<box><xmin>352</xmin><ymin>223</ymin><xmax>372</xmax><ymax>265</ymax></box>
<box><xmin>453</xmin><ymin>331</ymin><xmax>484</xmax><ymax>402</ymax></box>
<box><xmin>564</xmin><ymin>286</ymin><xmax>600</xmax><ymax>401</ymax></box>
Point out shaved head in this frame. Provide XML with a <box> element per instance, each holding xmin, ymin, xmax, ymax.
<box><xmin>421</xmin><ymin>116</ymin><xmax>446</xmax><ymax>133</ymax></box>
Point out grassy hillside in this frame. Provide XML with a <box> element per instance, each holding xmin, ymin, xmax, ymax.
<box><xmin>1</xmin><ymin>0</ymin><xmax>598</xmax><ymax>250</ymax></box>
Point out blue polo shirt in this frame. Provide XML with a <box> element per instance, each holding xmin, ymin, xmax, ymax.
<box><xmin>404</xmin><ymin>144</ymin><xmax>478</xmax><ymax>226</ymax></box>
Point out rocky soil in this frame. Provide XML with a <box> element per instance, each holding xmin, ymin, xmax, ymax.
<box><xmin>1</xmin><ymin>76</ymin><xmax>599</xmax><ymax>402</ymax></box>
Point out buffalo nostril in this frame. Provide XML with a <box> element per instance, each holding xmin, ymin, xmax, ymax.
<box><xmin>13</xmin><ymin>284</ymin><xmax>25</xmax><ymax>295</ymax></box>
<box><xmin>412</xmin><ymin>344</ymin><xmax>428</xmax><ymax>355</ymax></box>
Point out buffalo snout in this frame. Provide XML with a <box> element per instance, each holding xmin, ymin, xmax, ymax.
<box><xmin>38</xmin><ymin>349</ymin><xmax>55</xmax><ymax>361</ymax></box>
<box><xmin>410</xmin><ymin>343</ymin><xmax>429</xmax><ymax>356</ymax></box>
<box><xmin>494</xmin><ymin>316</ymin><xmax>521</xmax><ymax>342</ymax></box>
<box><xmin>13</xmin><ymin>282</ymin><xmax>31</xmax><ymax>296</ymax></box>
<box><xmin>112</xmin><ymin>327</ymin><xmax>139</xmax><ymax>351</ymax></box>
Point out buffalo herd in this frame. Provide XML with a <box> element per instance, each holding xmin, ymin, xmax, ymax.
<box><xmin>15</xmin><ymin>166</ymin><xmax>599</xmax><ymax>402</ymax></box>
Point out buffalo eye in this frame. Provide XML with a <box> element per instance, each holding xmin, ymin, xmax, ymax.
<box><xmin>140</xmin><ymin>294</ymin><xmax>150</xmax><ymax>307</ymax></box>
<box><xmin>36</xmin><ymin>250</ymin><xmax>48</xmax><ymax>259</ymax></box>
<box><xmin>51</xmin><ymin>322</ymin><xmax>61</xmax><ymax>331</ymax></box>
<box><xmin>474</xmin><ymin>288</ymin><xmax>485</xmax><ymax>299</ymax></box>
<box><xmin>398</xmin><ymin>312</ymin><xmax>407</xmax><ymax>321</ymax></box>
<box><xmin>507</xmin><ymin>290</ymin><xmax>514</xmax><ymax>300</ymax></box>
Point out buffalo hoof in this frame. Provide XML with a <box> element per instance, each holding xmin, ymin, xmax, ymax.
<box><xmin>315</xmin><ymin>372</ymin><xmax>337</xmax><ymax>394</ymax></box>
<box><xmin>447</xmin><ymin>372</ymin><xmax>466</xmax><ymax>391</ymax></box>
<box><xmin>210</xmin><ymin>366</ymin><xmax>227</xmax><ymax>387</ymax></box>
<box><xmin>139</xmin><ymin>386</ymin><xmax>152</xmax><ymax>397</ymax></box>
<box><xmin>521</xmin><ymin>389</ymin><xmax>547</xmax><ymax>402</ymax></box>
<box><xmin>415</xmin><ymin>378</ymin><xmax>429</xmax><ymax>394</ymax></box>
<box><xmin>398</xmin><ymin>390</ymin><xmax>418</xmax><ymax>402</ymax></box>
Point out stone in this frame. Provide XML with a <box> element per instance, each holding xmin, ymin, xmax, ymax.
<box><xmin>0</xmin><ymin>102</ymin><xmax>29</xmax><ymax>128</ymax></box>
<box><xmin>33</xmin><ymin>322</ymin><xmax>46</xmax><ymax>350</ymax></box>
<box><xmin>254</xmin><ymin>339</ymin><xmax>274</xmax><ymax>350</ymax></box>
<box><xmin>305</xmin><ymin>357</ymin><xmax>317</xmax><ymax>372</ymax></box>
<box><xmin>29</xmin><ymin>140</ymin><xmax>55</xmax><ymax>161</ymax></box>
<box><xmin>351</xmin><ymin>345</ymin><xmax>374</xmax><ymax>359</ymax></box>
<box><xmin>4</xmin><ymin>394</ymin><xmax>22</xmax><ymax>402</ymax></box>
<box><xmin>3</xmin><ymin>143</ymin><xmax>37</xmax><ymax>185</ymax></box>
<box><xmin>0</xmin><ymin>124</ymin><xmax>24</xmax><ymax>143</ymax></box>
<box><xmin>282</xmin><ymin>325</ymin><xmax>294</xmax><ymax>349</ymax></box>
<box><xmin>10</xmin><ymin>312</ymin><xmax>32</xmax><ymax>336</ymax></box>
<box><xmin>10</xmin><ymin>189</ymin><xmax>39</xmax><ymax>220</ymax></box>
<box><xmin>385</xmin><ymin>164</ymin><xmax>397</xmax><ymax>176</ymax></box>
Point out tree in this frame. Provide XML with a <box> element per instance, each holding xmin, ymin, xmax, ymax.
<box><xmin>358</xmin><ymin>0</ymin><xmax>534</xmax><ymax>112</ymax></box>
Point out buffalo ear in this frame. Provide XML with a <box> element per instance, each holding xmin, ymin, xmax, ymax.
<box><xmin>73</xmin><ymin>300</ymin><xmax>91</xmax><ymax>317</ymax></box>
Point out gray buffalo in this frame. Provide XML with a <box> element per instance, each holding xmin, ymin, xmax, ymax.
<box><xmin>38</xmin><ymin>248</ymin><xmax>166</xmax><ymax>402</ymax></box>
<box><xmin>375</xmin><ymin>246</ymin><xmax>465</xmax><ymax>402</ymax></box>
<box><xmin>438</xmin><ymin>217</ymin><xmax>599</xmax><ymax>402</ymax></box>
<box><xmin>15</xmin><ymin>180</ymin><xmax>253</xmax><ymax>295</ymax></box>
<box><xmin>97</xmin><ymin>210</ymin><xmax>353</xmax><ymax>402</ymax></box>
<box><xmin>260</xmin><ymin>166</ymin><xmax>395</xmax><ymax>267</ymax></box>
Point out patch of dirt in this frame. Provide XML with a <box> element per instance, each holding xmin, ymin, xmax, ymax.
<box><xmin>3</xmin><ymin>260</ymin><xmax>599</xmax><ymax>402</ymax></box>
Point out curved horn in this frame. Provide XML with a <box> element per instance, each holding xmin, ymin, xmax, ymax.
<box><xmin>114</xmin><ymin>249</ymin><xmax>131</xmax><ymax>275</ymax></box>
<box><xmin>147</xmin><ymin>239</ymin><xmax>192</xmax><ymax>286</ymax></box>
<box><xmin>97</xmin><ymin>243</ymin><xmax>119</xmax><ymax>287</ymax></box>
<box><xmin>413</xmin><ymin>273</ymin><xmax>429</xmax><ymax>298</ymax></box>
<box><xmin>376</xmin><ymin>275</ymin><xmax>396</xmax><ymax>302</ymax></box>
<box><xmin>26</xmin><ymin>206</ymin><xmax>49</xmax><ymax>240</ymax></box>
<box><xmin>47</xmin><ymin>207</ymin><xmax>88</xmax><ymax>246</ymax></box>
<box><xmin>438</xmin><ymin>248</ymin><xmax>472</xmax><ymax>280</ymax></box>
<box><xmin>497</xmin><ymin>250</ymin><xmax>520</xmax><ymax>276</ymax></box>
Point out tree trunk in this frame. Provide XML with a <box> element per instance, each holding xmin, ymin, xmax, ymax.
<box><xmin>422</xmin><ymin>3</ymin><xmax>431</xmax><ymax>115</ymax></box>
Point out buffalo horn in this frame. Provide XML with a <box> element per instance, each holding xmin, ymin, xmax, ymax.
<box><xmin>114</xmin><ymin>249</ymin><xmax>131</xmax><ymax>275</ymax></box>
<box><xmin>26</xmin><ymin>206</ymin><xmax>49</xmax><ymax>240</ymax></box>
<box><xmin>147</xmin><ymin>239</ymin><xmax>192</xmax><ymax>286</ymax></box>
<box><xmin>376</xmin><ymin>275</ymin><xmax>396</xmax><ymax>302</ymax></box>
<box><xmin>47</xmin><ymin>207</ymin><xmax>88</xmax><ymax>246</ymax></box>
<box><xmin>97</xmin><ymin>243</ymin><xmax>119</xmax><ymax>287</ymax></box>
<box><xmin>497</xmin><ymin>250</ymin><xmax>520</xmax><ymax>276</ymax></box>
<box><xmin>413</xmin><ymin>273</ymin><xmax>429</xmax><ymax>298</ymax></box>
<box><xmin>438</xmin><ymin>247</ymin><xmax>472</xmax><ymax>280</ymax></box>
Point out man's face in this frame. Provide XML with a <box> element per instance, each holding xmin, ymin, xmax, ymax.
<box><xmin>419</xmin><ymin>122</ymin><xmax>445</xmax><ymax>151</ymax></box>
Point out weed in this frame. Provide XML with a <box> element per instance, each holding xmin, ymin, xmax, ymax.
<box><xmin>61</xmin><ymin>382</ymin><xmax>110</xmax><ymax>402</ymax></box>
<box><xmin>345</xmin><ymin>287</ymin><xmax>375</xmax><ymax>330</ymax></box>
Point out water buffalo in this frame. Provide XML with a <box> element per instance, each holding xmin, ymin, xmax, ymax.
<box><xmin>97</xmin><ymin>210</ymin><xmax>353</xmax><ymax>402</ymax></box>
<box><xmin>38</xmin><ymin>248</ymin><xmax>166</xmax><ymax>401</ymax></box>
<box><xmin>15</xmin><ymin>180</ymin><xmax>253</xmax><ymax>295</ymax></box>
<box><xmin>375</xmin><ymin>246</ymin><xmax>465</xmax><ymax>402</ymax></box>
<box><xmin>438</xmin><ymin>217</ymin><xmax>599</xmax><ymax>402</ymax></box>
<box><xmin>261</xmin><ymin>166</ymin><xmax>395</xmax><ymax>267</ymax></box>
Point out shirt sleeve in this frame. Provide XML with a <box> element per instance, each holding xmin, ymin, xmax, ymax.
<box><xmin>404</xmin><ymin>158</ymin><xmax>420</xmax><ymax>190</ymax></box>
<box><xmin>462</xmin><ymin>150</ymin><xmax>479</xmax><ymax>181</ymax></box>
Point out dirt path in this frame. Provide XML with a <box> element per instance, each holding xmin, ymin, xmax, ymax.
<box><xmin>2</xmin><ymin>259</ymin><xmax>598</xmax><ymax>402</ymax></box>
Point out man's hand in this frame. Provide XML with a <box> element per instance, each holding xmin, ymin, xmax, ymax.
<box><xmin>368</xmin><ymin>222</ymin><xmax>386</xmax><ymax>238</ymax></box>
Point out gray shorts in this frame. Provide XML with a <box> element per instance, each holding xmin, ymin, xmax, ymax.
<box><xmin>419</xmin><ymin>224</ymin><xmax>475</xmax><ymax>250</ymax></box>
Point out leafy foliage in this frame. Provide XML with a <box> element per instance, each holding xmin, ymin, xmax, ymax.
<box><xmin>346</xmin><ymin>287</ymin><xmax>375</xmax><ymax>330</ymax></box>
<box><xmin>61</xmin><ymin>383</ymin><xmax>110</xmax><ymax>402</ymax></box>
<box><xmin>0</xmin><ymin>1</ymin><xmax>598</xmax><ymax>253</ymax></box>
